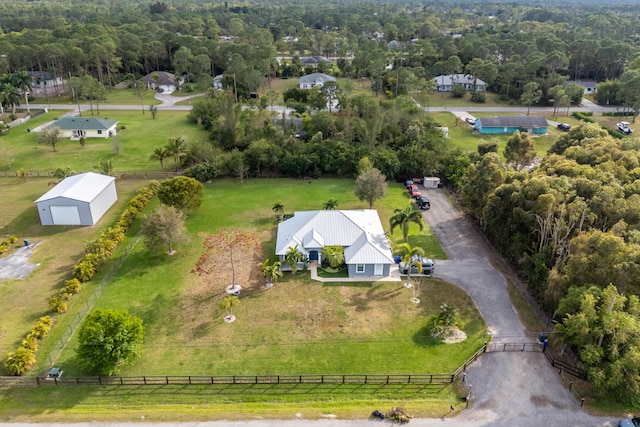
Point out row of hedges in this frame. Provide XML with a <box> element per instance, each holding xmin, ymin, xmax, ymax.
<box><xmin>572</xmin><ymin>111</ymin><xmax>624</xmax><ymax>139</ymax></box>
<box><xmin>4</xmin><ymin>181</ymin><xmax>159</xmax><ymax>376</ymax></box>
<box><xmin>602</xmin><ymin>111</ymin><xmax>635</xmax><ymax>117</ymax></box>
<box><xmin>4</xmin><ymin>316</ymin><xmax>53</xmax><ymax>375</ymax></box>
<box><xmin>0</xmin><ymin>235</ymin><xmax>17</xmax><ymax>255</ymax></box>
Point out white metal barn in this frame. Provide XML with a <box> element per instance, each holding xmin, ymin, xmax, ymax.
<box><xmin>35</xmin><ymin>172</ymin><xmax>118</xmax><ymax>226</ymax></box>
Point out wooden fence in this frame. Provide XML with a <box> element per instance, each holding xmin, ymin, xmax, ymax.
<box><xmin>542</xmin><ymin>347</ymin><xmax>588</xmax><ymax>380</ymax></box>
<box><xmin>34</xmin><ymin>373</ymin><xmax>458</xmax><ymax>387</ymax></box>
<box><xmin>486</xmin><ymin>342</ymin><xmax>542</xmax><ymax>353</ymax></box>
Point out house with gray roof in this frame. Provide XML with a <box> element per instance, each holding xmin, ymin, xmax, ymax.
<box><xmin>141</xmin><ymin>71</ymin><xmax>180</xmax><ymax>93</ymax></box>
<box><xmin>46</xmin><ymin>117</ymin><xmax>118</xmax><ymax>139</ymax></box>
<box><xmin>434</xmin><ymin>74</ymin><xmax>486</xmax><ymax>92</ymax></box>
<box><xmin>27</xmin><ymin>71</ymin><xmax>63</xmax><ymax>89</ymax></box>
<box><xmin>276</xmin><ymin>210</ymin><xmax>395</xmax><ymax>277</ymax></box>
<box><xmin>300</xmin><ymin>56</ymin><xmax>332</xmax><ymax>68</ymax></box>
<box><xmin>35</xmin><ymin>172</ymin><xmax>118</xmax><ymax>226</ymax></box>
<box><xmin>299</xmin><ymin>73</ymin><xmax>336</xmax><ymax>90</ymax></box>
<box><xmin>474</xmin><ymin>116</ymin><xmax>548</xmax><ymax>135</ymax></box>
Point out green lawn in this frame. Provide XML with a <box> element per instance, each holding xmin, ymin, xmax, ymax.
<box><xmin>0</xmin><ymin>110</ymin><xmax>209</xmax><ymax>174</ymax></box>
<box><xmin>34</xmin><ymin>88</ymin><xmax>161</xmax><ymax>106</ymax></box>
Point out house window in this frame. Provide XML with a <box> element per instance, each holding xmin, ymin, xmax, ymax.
<box><xmin>356</xmin><ymin>264</ymin><xmax>365</xmax><ymax>273</ymax></box>
<box><xmin>97</xmin><ymin>130</ymin><xmax>102</xmax><ymax>135</ymax></box>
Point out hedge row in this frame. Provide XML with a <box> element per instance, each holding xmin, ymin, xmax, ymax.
<box><xmin>4</xmin><ymin>181</ymin><xmax>159</xmax><ymax>376</ymax></box>
<box><xmin>4</xmin><ymin>316</ymin><xmax>53</xmax><ymax>375</ymax></box>
<box><xmin>72</xmin><ymin>181</ymin><xmax>159</xmax><ymax>284</ymax></box>
<box><xmin>0</xmin><ymin>235</ymin><xmax>17</xmax><ymax>255</ymax></box>
<box><xmin>602</xmin><ymin>111</ymin><xmax>635</xmax><ymax>117</ymax></box>
<box><xmin>572</xmin><ymin>112</ymin><xmax>624</xmax><ymax>139</ymax></box>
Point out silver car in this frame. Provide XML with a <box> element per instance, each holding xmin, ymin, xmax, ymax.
<box><xmin>399</xmin><ymin>256</ymin><xmax>435</xmax><ymax>275</ymax></box>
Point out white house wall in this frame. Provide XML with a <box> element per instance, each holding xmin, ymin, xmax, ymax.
<box><xmin>37</xmin><ymin>198</ymin><xmax>92</xmax><ymax>225</ymax></box>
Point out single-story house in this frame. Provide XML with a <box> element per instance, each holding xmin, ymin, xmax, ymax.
<box><xmin>299</xmin><ymin>73</ymin><xmax>336</xmax><ymax>89</ymax></box>
<box><xmin>27</xmin><ymin>71</ymin><xmax>63</xmax><ymax>89</ymax></box>
<box><xmin>141</xmin><ymin>71</ymin><xmax>179</xmax><ymax>93</ymax></box>
<box><xmin>35</xmin><ymin>172</ymin><xmax>118</xmax><ymax>226</ymax></box>
<box><xmin>276</xmin><ymin>210</ymin><xmax>395</xmax><ymax>277</ymax></box>
<box><xmin>474</xmin><ymin>116</ymin><xmax>548</xmax><ymax>135</ymax></box>
<box><xmin>300</xmin><ymin>56</ymin><xmax>332</xmax><ymax>68</ymax></box>
<box><xmin>46</xmin><ymin>117</ymin><xmax>118</xmax><ymax>139</ymax></box>
<box><xmin>570</xmin><ymin>80</ymin><xmax>597</xmax><ymax>95</ymax></box>
<box><xmin>433</xmin><ymin>74</ymin><xmax>486</xmax><ymax>92</ymax></box>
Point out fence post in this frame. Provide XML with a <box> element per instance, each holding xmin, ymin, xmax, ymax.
<box><xmin>580</xmin><ymin>398</ymin><xmax>585</xmax><ymax>407</ymax></box>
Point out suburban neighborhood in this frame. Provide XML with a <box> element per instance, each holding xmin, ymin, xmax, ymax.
<box><xmin>0</xmin><ymin>0</ymin><xmax>639</xmax><ymax>425</ymax></box>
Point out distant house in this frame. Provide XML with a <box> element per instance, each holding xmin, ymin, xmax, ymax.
<box><xmin>434</xmin><ymin>74</ymin><xmax>486</xmax><ymax>92</ymax></box>
<box><xmin>213</xmin><ymin>74</ymin><xmax>224</xmax><ymax>90</ymax></box>
<box><xmin>474</xmin><ymin>116</ymin><xmax>548</xmax><ymax>135</ymax></box>
<box><xmin>35</xmin><ymin>172</ymin><xmax>118</xmax><ymax>226</ymax></box>
<box><xmin>570</xmin><ymin>80</ymin><xmax>597</xmax><ymax>95</ymax></box>
<box><xmin>276</xmin><ymin>210</ymin><xmax>395</xmax><ymax>277</ymax></box>
<box><xmin>300</xmin><ymin>56</ymin><xmax>332</xmax><ymax>68</ymax></box>
<box><xmin>27</xmin><ymin>71</ymin><xmax>62</xmax><ymax>89</ymax></box>
<box><xmin>141</xmin><ymin>71</ymin><xmax>179</xmax><ymax>93</ymax></box>
<box><xmin>299</xmin><ymin>73</ymin><xmax>336</xmax><ymax>89</ymax></box>
<box><xmin>46</xmin><ymin>117</ymin><xmax>118</xmax><ymax>139</ymax></box>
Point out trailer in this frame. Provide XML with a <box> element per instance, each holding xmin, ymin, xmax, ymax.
<box><xmin>422</xmin><ymin>177</ymin><xmax>441</xmax><ymax>189</ymax></box>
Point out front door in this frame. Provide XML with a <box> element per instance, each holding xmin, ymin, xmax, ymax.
<box><xmin>309</xmin><ymin>250</ymin><xmax>318</xmax><ymax>261</ymax></box>
<box><xmin>374</xmin><ymin>264</ymin><xmax>383</xmax><ymax>276</ymax></box>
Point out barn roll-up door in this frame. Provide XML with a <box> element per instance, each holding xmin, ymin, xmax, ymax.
<box><xmin>50</xmin><ymin>206</ymin><xmax>81</xmax><ymax>225</ymax></box>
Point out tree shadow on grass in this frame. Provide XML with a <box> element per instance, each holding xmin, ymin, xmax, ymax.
<box><xmin>342</xmin><ymin>283</ymin><xmax>405</xmax><ymax>311</ymax></box>
<box><xmin>411</xmin><ymin>324</ymin><xmax>442</xmax><ymax>347</ymax></box>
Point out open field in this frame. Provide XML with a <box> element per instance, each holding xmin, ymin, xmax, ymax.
<box><xmin>0</xmin><ymin>110</ymin><xmax>209</xmax><ymax>174</ymax></box>
<box><xmin>34</xmin><ymin>88</ymin><xmax>160</xmax><ymax>106</ymax></box>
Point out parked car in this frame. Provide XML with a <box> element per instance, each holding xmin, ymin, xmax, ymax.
<box><xmin>618</xmin><ymin>417</ymin><xmax>640</xmax><ymax>427</ymax></box>
<box><xmin>416</xmin><ymin>196</ymin><xmax>430</xmax><ymax>210</ymax></box>
<box><xmin>557</xmin><ymin>123</ymin><xmax>571</xmax><ymax>131</ymax></box>
<box><xmin>404</xmin><ymin>179</ymin><xmax>414</xmax><ymax>188</ymax></box>
<box><xmin>407</xmin><ymin>184</ymin><xmax>421</xmax><ymax>198</ymax></box>
<box><xmin>617</xmin><ymin>121</ymin><xmax>633</xmax><ymax>135</ymax></box>
<box><xmin>465</xmin><ymin>117</ymin><xmax>476</xmax><ymax>125</ymax></box>
<box><xmin>399</xmin><ymin>256</ymin><xmax>435</xmax><ymax>275</ymax></box>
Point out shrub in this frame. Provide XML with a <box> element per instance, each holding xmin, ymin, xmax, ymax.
<box><xmin>31</xmin><ymin>316</ymin><xmax>53</xmax><ymax>338</ymax></box>
<box><xmin>470</xmin><ymin>91</ymin><xmax>486</xmax><ymax>103</ymax></box>
<box><xmin>4</xmin><ymin>347</ymin><xmax>36</xmax><ymax>376</ymax></box>
<box><xmin>451</xmin><ymin>84</ymin><xmax>467</xmax><ymax>98</ymax></box>
<box><xmin>184</xmin><ymin>162</ymin><xmax>218</xmax><ymax>182</ymax></box>
<box><xmin>63</xmin><ymin>278</ymin><xmax>82</xmax><ymax>295</ymax></box>
<box><xmin>9</xmin><ymin>113</ymin><xmax>17</xmax><ymax>121</ymax></box>
<box><xmin>48</xmin><ymin>294</ymin><xmax>68</xmax><ymax>313</ymax></box>
<box><xmin>21</xmin><ymin>335</ymin><xmax>39</xmax><ymax>352</ymax></box>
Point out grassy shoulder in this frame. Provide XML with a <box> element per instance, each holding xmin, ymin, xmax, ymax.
<box><xmin>0</xmin><ymin>383</ymin><xmax>466</xmax><ymax>421</ymax></box>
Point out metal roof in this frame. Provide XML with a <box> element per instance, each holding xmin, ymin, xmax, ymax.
<box><xmin>433</xmin><ymin>73</ymin><xmax>486</xmax><ymax>86</ymax></box>
<box><xmin>477</xmin><ymin>116</ymin><xmax>548</xmax><ymax>128</ymax></box>
<box><xmin>46</xmin><ymin>117</ymin><xmax>118</xmax><ymax>131</ymax></box>
<box><xmin>299</xmin><ymin>73</ymin><xmax>336</xmax><ymax>85</ymax></box>
<box><xmin>35</xmin><ymin>172</ymin><xmax>115</xmax><ymax>203</ymax></box>
<box><xmin>276</xmin><ymin>210</ymin><xmax>394</xmax><ymax>264</ymax></box>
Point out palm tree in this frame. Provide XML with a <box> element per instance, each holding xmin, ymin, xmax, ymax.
<box><xmin>0</xmin><ymin>82</ymin><xmax>20</xmax><ymax>119</ymax></box>
<box><xmin>258</xmin><ymin>259</ymin><xmax>283</xmax><ymax>288</ymax></box>
<box><xmin>285</xmin><ymin>244</ymin><xmax>304</xmax><ymax>274</ymax></box>
<box><xmin>272</xmin><ymin>202</ymin><xmax>285</xmax><ymax>222</ymax></box>
<box><xmin>150</xmin><ymin>146</ymin><xmax>170</xmax><ymax>171</ymax></box>
<box><xmin>394</xmin><ymin>242</ymin><xmax>425</xmax><ymax>286</ymax></box>
<box><xmin>321</xmin><ymin>245</ymin><xmax>345</xmax><ymax>268</ymax></box>
<box><xmin>165</xmin><ymin>136</ymin><xmax>187</xmax><ymax>171</ymax></box>
<box><xmin>430</xmin><ymin>303</ymin><xmax>460</xmax><ymax>336</ymax></box>
<box><xmin>390</xmin><ymin>205</ymin><xmax>424</xmax><ymax>243</ymax></box>
<box><xmin>11</xmin><ymin>71</ymin><xmax>31</xmax><ymax>114</ymax></box>
<box><xmin>323</xmin><ymin>198</ymin><xmax>339</xmax><ymax>210</ymax></box>
<box><xmin>219</xmin><ymin>295</ymin><xmax>240</xmax><ymax>322</ymax></box>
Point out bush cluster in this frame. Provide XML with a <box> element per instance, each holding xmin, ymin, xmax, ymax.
<box><xmin>603</xmin><ymin>111</ymin><xmax>635</xmax><ymax>117</ymax></box>
<box><xmin>4</xmin><ymin>316</ymin><xmax>53</xmax><ymax>376</ymax></box>
<box><xmin>0</xmin><ymin>235</ymin><xmax>18</xmax><ymax>255</ymax></box>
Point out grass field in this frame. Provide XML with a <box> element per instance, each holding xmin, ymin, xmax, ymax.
<box><xmin>0</xmin><ymin>110</ymin><xmax>209</xmax><ymax>174</ymax></box>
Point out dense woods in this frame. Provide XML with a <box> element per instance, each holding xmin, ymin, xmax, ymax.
<box><xmin>4</xmin><ymin>0</ymin><xmax>640</xmax><ymax>401</ymax></box>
